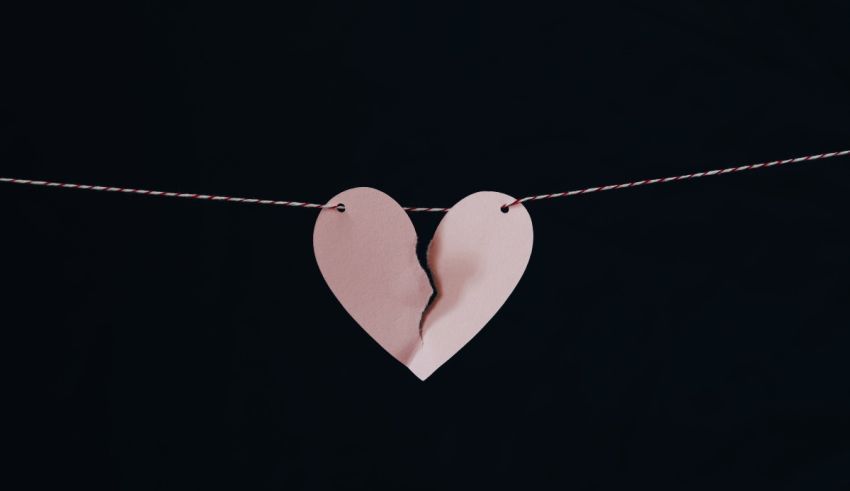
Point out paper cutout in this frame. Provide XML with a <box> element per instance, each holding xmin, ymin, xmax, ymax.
<box><xmin>409</xmin><ymin>191</ymin><xmax>534</xmax><ymax>379</ymax></box>
<box><xmin>312</xmin><ymin>188</ymin><xmax>433</xmax><ymax>366</ymax></box>
<box><xmin>313</xmin><ymin>188</ymin><xmax>533</xmax><ymax>380</ymax></box>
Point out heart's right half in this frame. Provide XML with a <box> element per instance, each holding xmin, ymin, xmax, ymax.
<box><xmin>313</xmin><ymin>187</ymin><xmax>533</xmax><ymax>380</ymax></box>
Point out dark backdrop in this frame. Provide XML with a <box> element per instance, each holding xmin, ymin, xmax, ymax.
<box><xmin>2</xmin><ymin>2</ymin><xmax>849</xmax><ymax>489</ymax></box>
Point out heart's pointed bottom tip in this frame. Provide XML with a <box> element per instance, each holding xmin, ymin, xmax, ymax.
<box><xmin>411</xmin><ymin>371</ymin><xmax>431</xmax><ymax>381</ymax></box>
<box><xmin>407</xmin><ymin>362</ymin><xmax>436</xmax><ymax>381</ymax></box>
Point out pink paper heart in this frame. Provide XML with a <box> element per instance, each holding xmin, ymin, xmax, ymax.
<box><xmin>313</xmin><ymin>187</ymin><xmax>533</xmax><ymax>380</ymax></box>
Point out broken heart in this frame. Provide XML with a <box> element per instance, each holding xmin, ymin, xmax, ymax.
<box><xmin>313</xmin><ymin>187</ymin><xmax>533</xmax><ymax>380</ymax></box>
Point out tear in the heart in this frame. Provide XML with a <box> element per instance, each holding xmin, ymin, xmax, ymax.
<box><xmin>417</xmin><ymin>252</ymin><xmax>438</xmax><ymax>339</ymax></box>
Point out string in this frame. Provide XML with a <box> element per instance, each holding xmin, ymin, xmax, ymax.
<box><xmin>504</xmin><ymin>149</ymin><xmax>849</xmax><ymax>208</ymax></box>
<box><xmin>2</xmin><ymin>150</ymin><xmax>847</xmax><ymax>212</ymax></box>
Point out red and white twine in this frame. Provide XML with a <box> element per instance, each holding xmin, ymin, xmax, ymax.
<box><xmin>2</xmin><ymin>150</ymin><xmax>848</xmax><ymax>212</ymax></box>
<box><xmin>504</xmin><ymin>149</ymin><xmax>850</xmax><ymax>208</ymax></box>
<box><xmin>0</xmin><ymin>177</ymin><xmax>336</xmax><ymax>209</ymax></box>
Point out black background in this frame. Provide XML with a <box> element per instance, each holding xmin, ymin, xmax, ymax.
<box><xmin>2</xmin><ymin>2</ymin><xmax>849</xmax><ymax>489</ymax></box>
